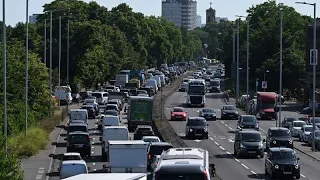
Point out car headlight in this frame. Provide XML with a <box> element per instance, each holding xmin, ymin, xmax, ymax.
<box><xmin>204</xmin><ymin>128</ymin><xmax>208</xmax><ymax>132</ymax></box>
<box><xmin>274</xmin><ymin>165</ymin><xmax>279</xmax><ymax>169</ymax></box>
<box><xmin>289</xmin><ymin>140</ymin><xmax>293</xmax><ymax>144</ymax></box>
<box><xmin>295</xmin><ymin>164</ymin><xmax>299</xmax><ymax>169</ymax></box>
<box><xmin>273</xmin><ymin>140</ymin><xmax>277</xmax><ymax>144</ymax></box>
<box><xmin>189</xmin><ymin>128</ymin><xmax>193</xmax><ymax>132</ymax></box>
<box><xmin>223</xmin><ymin>112</ymin><xmax>226</xmax><ymax>114</ymax></box>
<box><xmin>259</xmin><ymin>142</ymin><xmax>263</xmax><ymax>148</ymax></box>
<box><xmin>240</xmin><ymin>144</ymin><xmax>245</xmax><ymax>148</ymax></box>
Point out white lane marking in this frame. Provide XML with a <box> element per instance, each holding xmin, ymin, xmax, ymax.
<box><xmin>300</xmin><ymin>174</ymin><xmax>306</xmax><ymax>178</ymax></box>
<box><xmin>46</xmin><ymin>120</ymin><xmax>68</xmax><ymax>180</ymax></box>
<box><xmin>36</xmin><ymin>175</ymin><xmax>42</xmax><ymax>180</ymax></box>
<box><xmin>221</xmin><ymin>121</ymin><xmax>225</xmax><ymax>124</ymax></box>
<box><xmin>259</xmin><ymin>128</ymin><xmax>267</xmax><ymax>133</ymax></box>
<box><xmin>224</xmin><ymin>124</ymin><xmax>228</xmax><ymax>127</ymax></box>
<box><xmin>92</xmin><ymin>163</ymin><xmax>95</xmax><ymax>166</ymax></box>
<box><xmin>94</xmin><ymin>169</ymin><xmax>96</xmax><ymax>171</ymax></box>
<box><xmin>251</xmin><ymin>171</ymin><xmax>257</xmax><ymax>175</ymax></box>
<box><xmin>241</xmin><ymin>163</ymin><xmax>249</xmax><ymax>169</ymax></box>
<box><xmin>209</xmin><ymin>137</ymin><xmax>214</xmax><ymax>141</ymax></box>
<box><xmin>194</xmin><ymin>139</ymin><xmax>201</xmax><ymax>142</ymax></box>
<box><xmin>214</xmin><ymin>141</ymin><xmax>219</xmax><ymax>145</ymax></box>
<box><xmin>226</xmin><ymin>151</ymin><xmax>231</xmax><ymax>154</ymax></box>
<box><xmin>219</xmin><ymin>146</ymin><xmax>225</xmax><ymax>150</ymax></box>
<box><xmin>92</xmin><ymin>151</ymin><xmax>95</xmax><ymax>154</ymax></box>
<box><xmin>234</xmin><ymin>158</ymin><xmax>240</xmax><ymax>162</ymax></box>
<box><xmin>92</xmin><ymin>146</ymin><xmax>94</xmax><ymax>149</ymax></box>
<box><xmin>228</xmin><ymin>139</ymin><xmax>235</xmax><ymax>143</ymax></box>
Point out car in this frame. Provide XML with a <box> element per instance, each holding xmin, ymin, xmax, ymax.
<box><xmin>221</xmin><ymin>105</ymin><xmax>239</xmax><ymax>120</ymax></box>
<box><xmin>237</xmin><ymin>115</ymin><xmax>259</xmax><ymax>131</ymax></box>
<box><xmin>179</xmin><ymin>82</ymin><xmax>188</xmax><ymax>92</ymax></box>
<box><xmin>80</xmin><ymin>105</ymin><xmax>96</xmax><ymax>119</ymax></box>
<box><xmin>104</xmin><ymin>110</ymin><xmax>118</xmax><ymax>116</ymax></box>
<box><xmin>298</xmin><ymin>125</ymin><xmax>315</xmax><ymax>142</ymax></box>
<box><xmin>59</xmin><ymin>160</ymin><xmax>89</xmax><ymax>179</ymax></box>
<box><xmin>308</xmin><ymin>117</ymin><xmax>320</xmax><ymax>126</ymax></box>
<box><xmin>133</xmin><ymin>125</ymin><xmax>155</xmax><ymax>140</ymax></box>
<box><xmin>199</xmin><ymin>108</ymin><xmax>216</xmax><ymax>121</ymax></box>
<box><xmin>265</xmin><ymin>148</ymin><xmax>300</xmax><ymax>179</ymax></box>
<box><xmin>66</xmin><ymin>132</ymin><xmax>91</xmax><ymax>157</ymax></box>
<box><xmin>185</xmin><ymin>117</ymin><xmax>209</xmax><ymax>139</ymax></box>
<box><xmin>170</xmin><ymin>107</ymin><xmax>187</xmax><ymax>121</ymax></box>
<box><xmin>266</xmin><ymin>127</ymin><xmax>293</xmax><ymax>150</ymax></box>
<box><xmin>104</xmin><ymin>104</ymin><xmax>120</xmax><ymax>115</ymax></box>
<box><xmin>281</xmin><ymin>117</ymin><xmax>299</xmax><ymax>129</ymax></box>
<box><xmin>59</xmin><ymin>152</ymin><xmax>83</xmax><ymax>169</ymax></box>
<box><xmin>147</xmin><ymin>142</ymin><xmax>173</xmax><ymax>169</ymax></box>
<box><xmin>233</xmin><ymin>129</ymin><xmax>265</xmax><ymax>158</ymax></box>
<box><xmin>307</xmin><ymin>130</ymin><xmax>320</xmax><ymax>146</ymax></box>
<box><xmin>141</xmin><ymin>136</ymin><xmax>161</xmax><ymax>143</ymax></box>
<box><xmin>290</xmin><ymin>120</ymin><xmax>306</xmax><ymax>137</ymax></box>
<box><xmin>67</xmin><ymin>122</ymin><xmax>89</xmax><ymax>141</ymax></box>
<box><xmin>107</xmin><ymin>99</ymin><xmax>123</xmax><ymax>110</ymax></box>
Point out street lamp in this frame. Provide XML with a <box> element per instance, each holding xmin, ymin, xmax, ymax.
<box><xmin>3</xmin><ymin>0</ymin><xmax>8</xmax><ymax>156</ymax></box>
<box><xmin>295</xmin><ymin>1</ymin><xmax>317</xmax><ymax>152</ymax></box>
<box><xmin>236</xmin><ymin>15</ymin><xmax>250</xmax><ymax>113</ymax></box>
<box><xmin>235</xmin><ymin>17</ymin><xmax>241</xmax><ymax>107</ymax></box>
<box><xmin>264</xmin><ymin>70</ymin><xmax>269</xmax><ymax>92</ymax></box>
<box><xmin>279</xmin><ymin>7</ymin><xmax>283</xmax><ymax>127</ymax></box>
<box><xmin>25</xmin><ymin>0</ymin><xmax>29</xmax><ymax>136</ymax></box>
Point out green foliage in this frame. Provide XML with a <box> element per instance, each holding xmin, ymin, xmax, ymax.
<box><xmin>0</xmin><ymin>141</ymin><xmax>23</xmax><ymax>180</ymax></box>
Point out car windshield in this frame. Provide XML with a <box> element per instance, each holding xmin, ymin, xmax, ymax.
<box><xmin>261</xmin><ymin>103</ymin><xmax>275</xmax><ymax>109</ymax></box>
<box><xmin>69</xmin><ymin>135</ymin><xmax>89</xmax><ymax>144</ymax></box>
<box><xmin>241</xmin><ymin>133</ymin><xmax>261</xmax><ymax>142</ymax></box>
<box><xmin>144</xmin><ymin>138</ymin><xmax>160</xmax><ymax>142</ymax></box>
<box><xmin>173</xmin><ymin>108</ymin><xmax>184</xmax><ymax>112</ymax></box>
<box><xmin>224</xmin><ymin>106</ymin><xmax>236</xmax><ymax>110</ymax></box>
<box><xmin>62</xmin><ymin>155</ymin><xmax>82</xmax><ymax>161</ymax></box>
<box><xmin>138</xmin><ymin>128</ymin><xmax>152</xmax><ymax>132</ymax></box>
<box><xmin>202</xmin><ymin>109</ymin><xmax>215</xmax><ymax>113</ymax></box>
<box><xmin>106</xmin><ymin>106</ymin><xmax>117</xmax><ymax>110</ymax></box>
<box><xmin>305</xmin><ymin>127</ymin><xmax>313</xmax><ymax>132</ymax></box>
<box><xmin>149</xmin><ymin>145</ymin><xmax>173</xmax><ymax>155</ymax></box>
<box><xmin>105</xmin><ymin>111</ymin><xmax>118</xmax><ymax>116</ymax></box>
<box><xmin>270</xmin><ymin>130</ymin><xmax>290</xmax><ymax>137</ymax></box>
<box><xmin>293</xmin><ymin>122</ymin><xmax>306</xmax><ymax>127</ymax></box>
<box><xmin>92</xmin><ymin>93</ymin><xmax>102</xmax><ymax>98</ymax></box>
<box><xmin>188</xmin><ymin>86</ymin><xmax>205</xmax><ymax>95</ymax></box>
<box><xmin>310</xmin><ymin>118</ymin><xmax>320</xmax><ymax>123</ymax></box>
<box><xmin>242</xmin><ymin>116</ymin><xmax>257</xmax><ymax>122</ymax></box>
<box><xmin>187</xmin><ymin>119</ymin><xmax>206</xmax><ymax>126</ymax></box>
<box><xmin>286</xmin><ymin>117</ymin><xmax>299</xmax><ymax>122</ymax></box>
<box><xmin>69</xmin><ymin>126</ymin><xmax>87</xmax><ymax>133</ymax></box>
<box><xmin>157</xmin><ymin>173</ymin><xmax>205</xmax><ymax>180</ymax></box>
<box><xmin>81</xmin><ymin>106</ymin><xmax>93</xmax><ymax>110</ymax></box>
<box><xmin>210</xmin><ymin>81</ymin><xmax>220</xmax><ymax>86</ymax></box>
<box><xmin>272</xmin><ymin>151</ymin><xmax>296</xmax><ymax>160</ymax></box>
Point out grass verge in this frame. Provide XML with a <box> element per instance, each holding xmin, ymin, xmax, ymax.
<box><xmin>8</xmin><ymin>109</ymin><xmax>64</xmax><ymax>157</ymax></box>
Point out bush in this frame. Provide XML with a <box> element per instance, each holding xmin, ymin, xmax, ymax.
<box><xmin>0</xmin><ymin>143</ymin><xmax>23</xmax><ymax>180</ymax></box>
<box><xmin>8</xmin><ymin>127</ymin><xmax>48</xmax><ymax>157</ymax></box>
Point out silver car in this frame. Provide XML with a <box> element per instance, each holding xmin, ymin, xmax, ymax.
<box><xmin>298</xmin><ymin>125</ymin><xmax>315</xmax><ymax>142</ymax></box>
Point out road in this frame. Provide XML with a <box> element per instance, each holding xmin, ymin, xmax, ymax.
<box><xmin>46</xmin><ymin>104</ymin><xmax>133</xmax><ymax>180</ymax></box>
<box><xmin>164</xmin><ymin>91</ymin><xmax>320</xmax><ymax>180</ymax></box>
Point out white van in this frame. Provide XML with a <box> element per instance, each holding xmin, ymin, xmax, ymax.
<box><xmin>146</xmin><ymin>79</ymin><xmax>158</xmax><ymax>93</ymax></box>
<box><xmin>155</xmin><ymin>75</ymin><xmax>166</xmax><ymax>87</ymax></box>
<box><xmin>103</xmin><ymin>115</ymin><xmax>120</xmax><ymax>126</ymax></box>
<box><xmin>69</xmin><ymin>109</ymin><xmax>88</xmax><ymax>121</ymax></box>
<box><xmin>150</xmin><ymin>76</ymin><xmax>161</xmax><ymax>89</ymax></box>
<box><xmin>59</xmin><ymin>160</ymin><xmax>89</xmax><ymax>179</ymax></box>
<box><xmin>91</xmin><ymin>92</ymin><xmax>108</xmax><ymax>105</ymax></box>
<box><xmin>100</xmin><ymin>126</ymin><xmax>130</xmax><ymax>158</ymax></box>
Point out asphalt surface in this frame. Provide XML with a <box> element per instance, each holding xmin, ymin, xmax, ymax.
<box><xmin>164</xmin><ymin>91</ymin><xmax>320</xmax><ymax>180</ymax></box>
<box><xmin>46</xmin><ymin>104</ymin><xmax>133</xmax><ymax>180</ymax></box>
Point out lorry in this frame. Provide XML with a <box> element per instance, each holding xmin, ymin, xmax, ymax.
<box><xmin>115</xmin><ymin>74</ymin><xmax>129</xmax><ymax>88</ymax></box>
<box><xmin>63</xmin><ymin>173</ymin><xmax>147</xmax><ymax>180</ymax></box>
<box><xmin>186</xmin><ymin>79</ymin><xmax>206</xmax><ymax>107</ymax></box>
<box><xmin>127</xmin><ymin>96</ymin><xmax>153</xmax><ymax>131</ymax></box>
<box><xmin>129</xmin><ymin>70</ymin><xmax>145</xmax><ymax>86</ymax></box>
<box><xmin>103</xmin><ymin>140</ymin><xmax>148</xmax><ymax>173</ymax></box>
<box><xmin>256</xmin><ymin>92</ymin><xmax>277</xmax><ymax>120</ymax></box>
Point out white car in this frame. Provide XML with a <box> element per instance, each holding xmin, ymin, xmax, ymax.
<box><xmin>59</xmin><ymin>153</ymin><xmax>82</xmax><ymax>169</ymax></box>
<box><xmin>290</xmin><ymin>120</ymin><xmax>307</xmax><ymax>137</ymax></box>
<box><xmin>299</xmin><ymin>125</ymin><xmax>314</xmax><ymax>142</ymax></box>
<box><xmin>141</xmin><ymin>136</ymin><xmax>161</xmax><ymax>143</ymax></box>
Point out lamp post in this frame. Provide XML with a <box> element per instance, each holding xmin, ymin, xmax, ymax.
<box><xmin>25</xmin><ymin>0</ymin><xmax>29</xmax><ymax>136</ymax></box>
<box><xmin>2</xmin><ymin>0</ymin><xmax>8</xmax><ymax>156</ymax></box>
<box><xmin>295</xmin><ymin>1</ymin><xmax>317</xmax><ymax>151</ymax></box>
<box><xmin>67</xmin><ymin>20</ymin><xmax>70</xmax><ymax>84</ymax></box>
<box><xmin>279</xmin><ymin>8</ymin><xmax>283</xmax><ymax>127</ymax></box>
<box><xmin>58</xmin><ymin>16</ymin><xmax>62</xmax><ymax>110</ymax></box>
<box><xmin>263</xmin><ymin>70</ymin><xmax>269</xmax><ymax>92</ymax></box>
<box><xmin>49</xmin><ymin>10</ymin><xmax>53</xmax><ymax>120</ymax></box>
<box><xmin>232</xmin><ymin>28</ymin><xmax>236</xmax><ymax>91</ymax></box>
<box><xmin>236</xmin><ymin>18</ymin><xmax>240</xmax><ymax>107</ymax></box>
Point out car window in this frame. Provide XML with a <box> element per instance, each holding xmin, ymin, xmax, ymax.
<box><xmin>286</xmin><ymin>117</ymin><xmax>299</xmax><ymax>122</ymax></box>
<box><xmin>92</xmin><ymin>93</ymin><xmax>102</xmax><ymax>98</ymax></box>
<box><xmin>69</xmin><ymin>126</ymin><xmax>87</xmax><ymax>133</ymax></box>
<box><xmin>271</xmin><ymin>151</ymin><xmax>296</xmax><ymax>160</ymax></box>
<box><xmin>173</xmin><ymin>108</ymin><xmax>184</xmax><ymax>112</ymax></box>
<box><xmin>149</xmin><ymin>145</ymin><xmax>173</xmax><ymax>155</ymax></box>
<box><xmin>62</xmin><ymin>155</ymin><xmax>82</xmax><ymax>161</ymax></box>
<box><xmin>202</xmin><ymin>109</ymin><xmax>215</xmax><ymax>113</ymax></box>
<box><xmin>157</xmin><ymin>173</ymin><xmax>205</xmax><ymax>180</ymax></box>
<box><xmin>310</xmin><ymin>118</ymin><xmax>320</xmax><ymax>123</ymax></box>
<box><xmin>187</xmin><ymin>119</ymin><xmax>206</xmax><ymax>126</ymax></box>
<box><xmin>242</xmin><ymin>116</ymin><xmax>257</xmax><ymax>122</ymax></box>
<box><xmin>270</xmin><ymin>130</ymin><xmax>290</xmax><ymax>137</ymax></box>
<box><xmin>304</xmin><ymin>127</ymin><xmax>313</xmax><ymax>132</ymax></box>
<box><xmin>105</xmin><ymin>111</ymin><xmax>118</xmax><ymax>116</ymax></box>
<box><xmin>224</xmin><ymin>106</ymin><xmax>236</xmax><ymax>110</ymax></box>
<box><xmin>293</xmin><ymin>121</ymin><xmax>306</xmax><ymax>127</ymax></box>
<box><xmin>69</xmin><ymin>135</ymin><xmax>90</xmax><ymax>144</ymax></box>
<box><xmin>138</xmin><ymin>128</ymin><xmax>152</xmax><ymax>132</ymax></box>
<box><xmin>241</xmin><ymin>133</ymin><xmax>261</xmax><ymax>142</ymax></box>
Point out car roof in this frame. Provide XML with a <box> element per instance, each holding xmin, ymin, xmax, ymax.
<box><xmin>63</xmin><ymin>152</ymin><xmax>81</xmax><ymax>156</ymax></box>
<box><xmin>173</xmin><ymin>107</ymin><xmax>184</xmax><ymax>109</ymax></box>
<box><xmin>81</xmin><ymin>105</ymin><xmax>94</xmax><ymax>107</ymax></box>
<box><xmin>269</xmin><ymin>127</ymin><xmax>288</xmax><ymax>131</ymax></box>
<box><xmin>69</xmin><ymin>120</ymin><xmax>86</xmax><ymax>123</ymax></box>
<box><xmin>238</xmin><ymin>129</ymin><xmax>261</xmax><ymax>134</ymax></box>
<box><xmin>223</xmin><ymin>105</ymin><xmax>235</xmax><ymax>107</ymax></box>
<box><xmin>293</xmin><ymin>120</ymin><xmax>305</xmax><ymax>123</ymax></box>
<box><xmin>61</xmin><ymin>160</ymin><xmax>86</xmax><ymax>165</ymax></box>
<box><xmin>108</xmin><ymin>99</ymin><xmax>118</xmax><ymax>102</ymax></box>
<box><xmin>105</xmin><ymin>109</ymin><xmax>118</xmax><ymax>112</ymax></box>
<box><xmin>69</xmin><ymin>123</ymin><xmax>87</xmax><ymax>126</ymax></box>
<box><xmin>241</xmin><ymin>115</ymin><xmax>256</xmax><ymax>118</ymax></box>
<box><xmin>137</xmin><ymin>125</ymin><xmax>152</xmax><ymax>128</ymax></box>
<box><xmin>269</xmin><ymin>147</ymin><xmax>294</xmax><ymax>152</ymax></box>
<box><xmin>142</xmin><ymin>136</ymin><xmax>159</xmax><ymax>139</ymax></box>
<box><xmin>188</xmin><ymin>117</ymin><xmax>206</xmax><ymax>120</ymax></box>
<box><xmin>150</xmin><ymin>142</ymin><xmax>172</xmax><ymax>146</ymax></box>
<box><xmin>69</xmin><ymin>132</ymin><xmax>90</xmax><ymax>135</ymax></box>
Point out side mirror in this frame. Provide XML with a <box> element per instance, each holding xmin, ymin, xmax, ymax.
<box><xmin>263</xmin><ymin>139</ymin><xmax>266</xmax><ymax>142</ymax></box>
<box><xmin>99</xmin><ymin>137</ymin><xmax>102</xmax><ymax>141</ymax></box>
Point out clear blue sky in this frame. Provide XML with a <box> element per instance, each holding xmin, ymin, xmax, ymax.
<box><xmin>1</xmin><ymin>0</ymin><xmax>319</xmax><ymax>26</ymax></box>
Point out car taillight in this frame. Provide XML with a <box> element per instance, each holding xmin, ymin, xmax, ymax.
<box><xmin>148</xmin><ymin>153</ymin><xmax>151</xmax><ymax>159</ymax></box>
<box><xmin>183</xmin><ymin>114</ymin><xmax>186</xmax><ymax>116</ymax></box>
<box><xmin>203</xmin><ymin>169</ymin><xmax>209</xmax><ymax>180</ymax></box>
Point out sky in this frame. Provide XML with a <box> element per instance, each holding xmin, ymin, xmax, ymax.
<box><xmin>1</xmin><ymin>0</ymin><xmax>319</xmax><ymax>26</ymax></box>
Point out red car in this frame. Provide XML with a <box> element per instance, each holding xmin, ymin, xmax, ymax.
<box><xmin>170</xmin><ymin>107</ymin><xmax>187</xmax><ymax>121</ymax></box>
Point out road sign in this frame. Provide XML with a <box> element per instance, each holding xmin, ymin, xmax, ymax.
<box><xmin>262</xmin><ymin>81</ymin><xmax>267</xmax><ymax>89</ymax></box>
<box><xmin>256</xmin><ymin>80</ymin><xmax>259</xmax><ymax>87</ymax></box>
<box><xmin>310</xmin><ymin>49</ymin><xmax>318</xmax><ymax>65</ymax></box>
<box><xmin>54</xmin><ymin>86</ymin><xmax>71</xmax><ymax>100</ymax></box>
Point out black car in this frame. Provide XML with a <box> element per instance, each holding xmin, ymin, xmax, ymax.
<box><xmin>281</xmin><ymin>117</ymin><xmax>299</xmax><ymax>129</ymax></box>
<box><xmin>199</xmin><ymin>108</ymin><xmax>217</xmax><ymax>121</ymax></box>
<box><xmin>237</xmin><ymin>115</ymin><xmax>259</xmax><ymax>131</ymax></box>
<box><xmin>266</xmin><ymin>127</ymin><xmax>293</xmax><ymax>150</ymax></box>
<box><xmin>221</xmin><ymin>105</ymin><xmax>239</xmax><ymax>120</ymax></box>
<box><xmin>147</xmin><ymin>142</ymin><xmax>173</xmax><ymax>169</ymax></box>
<box><xmin>80</xmin><ymin>105</ymin><xmax>96</xmax><ymax>119</ymax></box>
<box><xmin>265</xmin><ymin>148</ymin><xmax>300</xmax><ymax>179</ymax></box>
<box><xmin>66</xmin><ymin>132</ymin><xmax>91</xmax><ymax>157</ymax></box>
<box><xmin>185</xmin><ymin>117</ymin><xmax>209</xmax><ymax>139</ymax></box>
<box><xmin>134</xmin><ymin>125</ymin><xmax>155</xmax><ymax>140</ymax></box>
<box><xmin>67</xmin><ymin>122</ymin><xmax>88</xmax><ymax>140</ymax></box>
<box><xmin>234</xmin><ymin>129</ymin><xmax>265</xmax><ymax>158</ymax></box>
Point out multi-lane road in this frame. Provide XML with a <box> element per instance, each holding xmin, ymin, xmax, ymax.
<box><xmin>164</xmin><ymin>91</ymin><xmax>320</xmax><ymax>180</ymax></box>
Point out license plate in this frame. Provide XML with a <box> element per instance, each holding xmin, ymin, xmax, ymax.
<box><xmin>196</xmin><ymin>134</ymin><xmax>202</xmax><ymax>136</ymax></box>
<box><xmin>248</xmin><ymin>151</ymin><xmax>256</xmax><ymax>153</ymax></box>
<box><xmin>76</xmin><ymin>144</ymin><xmax>83</xmax><ymax>147</ymax></box>
<box><xmin>283</xmin><ymin>172</ymin><xmax>292</xmax><ymax>174</ymax></box>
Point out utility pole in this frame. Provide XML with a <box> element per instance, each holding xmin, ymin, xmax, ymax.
<box><xmin>25</xmin><ymin>0</ymin><xmax>29</xmax><ymax>136</ymax></box>
<box><xmin>49</xmin><ymin>11</ymin><xmax>53</xmax><ymax>120</ymax></box>
<box><xmin>44</xmin><ymin>20</ymin><xmax>47</xmax><ymax>66</ymax></box>
<box><xmin>3</xmin><ymin>0</ymin><xmax>8</xmax><ymax>157</ymax></box>
<box><xmin>58</xmin><ymin>16</ymin><xmax>61</xmax><ymax>110</ymax></box>
<box><xmin>67</xmin><ymin>20</ymin><xmax>70</xmax><ymax>84</ymax></box>
<box><xmin>246</xmin><ymin>18</ymin><xmax>250</xmax><ymax>114</ymax></box>
<box><xmin>232</xmin><ymin>29</ymin><xmax>236</xmax><ymax>91</ymax></box>
<box><xmin>236</xmin><ymin>18</ymin><xmax>240</xmax><ymax>107</ymax></box>
<box><xmin>279</xmin><ymin>10</ymin><xmax>283</xmax><ymax>127</ymax></box>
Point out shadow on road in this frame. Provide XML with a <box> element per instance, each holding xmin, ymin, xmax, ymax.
<box><xmin>52</xmin><ymin>142</ymin><xmax>67</xmax><ymax>147</ymax></box>
<box><xmin>49</xmin><ymin>153</ymin><xmax>63</xmax><ymax>160</ymax></box>
<box><xmin>227</xmin><ymin>130</ymin><xmax>236</xmax><ymax>134</ymax></box>
<box><xmin>214</xmin><ymin>154</ymin><xmax>234</xmax><ymax>159</ymax></box>
<box><xmin>85</xmin><ymin>155</ymin><xmax>105</xmax><ymax>163</ymax></box>
<box><xmin>46</xmin><ymin>172</ymin><xmax>59</xmax><ymax>177</ymax></box>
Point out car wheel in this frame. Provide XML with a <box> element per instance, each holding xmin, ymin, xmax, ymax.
<box><xmin>296</xmin><ymin>174</ymin><xmax>300</xmax><ymax>179</ymax></box>
<box><xmin>265</xmin><ymin>166</ymin><xmax>268</xmax><ymax>175</ymax></box>
<box><xmin>234</xmin><ymin>148</ymin><xmax>238</xmax><ymax>157</ymax></box>
<box><xmin>260</xmin><ymin>153</ymin><xmax>264</xmax><ymax>158</ymax></box>
<box><xmin>299</xmin><ymin>136</ymin><xmax>301</xmax><ymax>141</ymax></box>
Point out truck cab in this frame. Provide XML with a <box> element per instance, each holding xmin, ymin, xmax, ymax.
<box><xmin>256</xmin><ymin>92</ymin><xmax>277</xmax><ymax>120</ymax></box>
